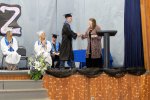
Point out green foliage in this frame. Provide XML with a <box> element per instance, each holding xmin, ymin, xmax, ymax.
<box><xmin>28</xmin><ymin>54</ymin><xmax>51</xmax><ymax>80</ymax></box>
<box><xmin>30</xmin><ymin>70</ymin><xmax>42</xmax><ymax>80</ymax></box>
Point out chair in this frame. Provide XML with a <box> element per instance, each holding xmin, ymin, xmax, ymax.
<box><xmin>17</xmin><ymin>46</ymin><xmax>28</xmax><ymax>69</ymax></box>
<box><xmin>1</xmin><ymin>55</ymin><xmax>6</xmax><ymax>69</ymax></box>
<box><xmin>1</xmin><ymin>46</ymin><xmax>28</xmax><ymax>70</ymax></box>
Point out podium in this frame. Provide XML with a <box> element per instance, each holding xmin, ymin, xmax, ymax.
<box><xmin>97</xmin><ymin>30</ymin><xmax>117</xmax><ymax>69</ymax></box>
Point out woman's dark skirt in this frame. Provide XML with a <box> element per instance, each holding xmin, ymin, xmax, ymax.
<box><xmin>86</xmin><ymin>57</ymin><xmax>103</xmax><ymax>68</ymax></box>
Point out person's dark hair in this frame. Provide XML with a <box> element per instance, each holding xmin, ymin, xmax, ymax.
<box><xmin>89</xmin><ymin>18</ymin><xmax>97</xmax><ymax>29</ymax></box>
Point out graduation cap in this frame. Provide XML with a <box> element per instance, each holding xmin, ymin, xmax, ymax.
<box><xmin>37</xmin><ymin>30</ymin><xmax>44</xmax><ymax>36</ymax></box>
<box><xmin>5</xmin><ymin>27</ymin><xmax>13</xmax><ymax>32</ymax></box>
<box><xmin>64</xmin><ymin>13</ymin><xmax>72</xmax><ymax>18</ymax></box>
<box><xmin>52</xmin><ymin>34</ymin><xmax>59</xmax><ymax>38</ymax></box>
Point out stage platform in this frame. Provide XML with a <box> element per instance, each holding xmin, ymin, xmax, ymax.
<box><xmin>43</xmin><ymin>73</ymin><xmax>150</xmax><ymax>100</ymax></box>
<box><xmin>0</xmin><ymin>69</ymin><xmax>149</xmax><ymax>100</ymax></box>
<box><xmin>0</xmin><ymin>70</ymin><xmax>30</xmax><ymax>80</ymax></box>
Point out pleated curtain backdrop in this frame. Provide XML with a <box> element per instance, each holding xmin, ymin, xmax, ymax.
<box><xmin>124</xmin><ymin>0</ymin><xmax>144</xmax><ymax>68</ymax></box>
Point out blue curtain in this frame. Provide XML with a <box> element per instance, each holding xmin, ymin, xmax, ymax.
<box><xmin>124</xmin><ymin>0</ymin><xmax>144</xmax><ymax>67</ymax></box>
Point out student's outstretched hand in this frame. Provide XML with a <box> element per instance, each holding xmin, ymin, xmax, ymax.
<box><xmin>77</xmin><ymin>33</ymin><xmax>81</xmax><ymax>37</ymax></box>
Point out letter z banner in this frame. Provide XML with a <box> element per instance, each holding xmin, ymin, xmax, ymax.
<box><xmin>0</xmin><ymin>3</ymin><xmax>22</xmax><ymax>36</ymax></box>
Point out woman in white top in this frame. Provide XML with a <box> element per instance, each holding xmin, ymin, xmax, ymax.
<box><xmin>1</xmin><ymin>28</ymin><xmax>21</xmax><ymax>70</ymax></box>
<box><xmin>34</xmin><ymin>31</ymin><xmax>52</xmax><ymax>65</ymax></box>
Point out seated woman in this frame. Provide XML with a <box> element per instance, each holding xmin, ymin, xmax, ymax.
<box><xmin>1</xmin><ymin>27</ymin><xmax>21</xmax><ymax>70</ymax></box>
<box><xmin>34</xmin><ymin>31</ymin><xmax>52</xmax><ymax>66</ymax></box>
<box><xmin>50</xmin><ymin>34</ymin><xmax>60</xmax><ymax>68</ymax></box>
<box><xmin>81</xmin><ymin>18</ymin><xmax>103</xmax><ymax>68</ymax></box>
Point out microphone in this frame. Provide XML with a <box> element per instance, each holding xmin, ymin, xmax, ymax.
<box><xmin>89</xmin><ymin>29</ymin><xmax>93</xmax><ymax>33</ymax></box>
<box><xmin>89</xmin><ymin>29</ymin><xmax>93</xmax><ymax>40</ymax></box>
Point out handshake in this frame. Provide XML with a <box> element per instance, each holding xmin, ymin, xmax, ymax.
<box><xmin>77</xmin><ymin>33</ymin><xmax>82</xmax><ymax>37</ymax></box>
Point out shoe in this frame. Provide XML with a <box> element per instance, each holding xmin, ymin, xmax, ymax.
<box><xmin>71</xmin><ymin>65</ymin><xmax>76</xmax><ymax>68</ymax></box>
<box><xmin>59</xmin><ymin>66</ymin><xmax>65</xmax><ymax>70</ymax></box>
<box><xmin>12</xmin><ymin>66</ymin><xmax>17</xmax><ymax>70</ymax></box>
<box><xmin>7</xmin><ymin>66</ymin><xmax>12</xmax><ymax>70</ymax></box>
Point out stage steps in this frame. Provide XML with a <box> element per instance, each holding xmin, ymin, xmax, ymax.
<box><xmin>0</xmin><ymin>80</ymin><xmax>49</xmax><ymax>100</ymax></box>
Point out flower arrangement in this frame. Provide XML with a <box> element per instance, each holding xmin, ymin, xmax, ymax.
<box><xmin>28</xmin><ymin>54</ymin><xmax>51</xmax><ymax>80</ymax></box>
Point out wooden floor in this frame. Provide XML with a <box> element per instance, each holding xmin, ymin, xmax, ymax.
<box><xmin>43</xmin><ymin>73</ymin><xmax>150</xmax><ymax>100</ymax></box>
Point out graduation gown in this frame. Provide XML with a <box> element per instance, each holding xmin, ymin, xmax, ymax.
<box><xmin>34</xmin><ymin>40</ymin><xmax>52</xmax><ymax>65</ymax></box>
<box><xmin>1</xmin><ymin>37</ymin><xmax>21</xmax><ymax>65</ymax></box>
<box><xmin>51</xmin><ymin>41</ymin><xmax>60</xmax><ymax>60</ymax></box>
<box><xmin>51</xmin><ymin>41</ymin><xmax>61</xmax><ymax>67</ymax></box>
<box><xmin>51</xmin><ymin>41</ymin><xmax>60</xmax><ymax>53</ymax></box>
<box><xmin>60</xmin><ymin>22</ymin><xmax>77</xmax><ymax>61</ymax></box>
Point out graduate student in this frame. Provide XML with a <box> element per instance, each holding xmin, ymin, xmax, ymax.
<box><xmin>51</xmin><ymin>34</ymin><xmax>60</xmax><ymax>68</ymax></box>
<box><xmin>59</xmin><ymin>13</ymin><xmax>80</xmax><ymax>68</ymax></box>
<box><xmin>34</xmin><ymin>31</ymin><xmax>52</xmax><ymax>65</ymax></box>
<box><xmin>1</xmin><ymin>27</ymin><xmax>21</xmax><ymax>70</ymax></box>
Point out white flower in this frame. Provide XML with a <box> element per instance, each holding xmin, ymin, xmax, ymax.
<box><xmin>28</xmin><ymin>70</ymin><xmax>31</xmax><ymax>74</ymax></box>
<box><xmin>28</xmin><ymin>54</ymin><xmax>51</xmax><ymax>80</ymax></box>
<box><xmin>43</xmin><ymin>67</ymin><xmax>47</xmax><ymax>70</ymax></box>
<box><xmin>34</xmin><ymin>61</ymin><xmax>40</xmax><ymax>69</ymax></box>
<box><xmin>37</xmin><ymin>67</ymin><xmax>41</xmax><ymax>71</ymax></box>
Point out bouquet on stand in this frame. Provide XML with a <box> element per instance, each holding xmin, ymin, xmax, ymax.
<box><xmin>28</xmin><ymin>54</ymin><xmax>51</xmax><ymax>80</ymax></box>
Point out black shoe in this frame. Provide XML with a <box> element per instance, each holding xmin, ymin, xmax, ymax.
<box><xmin>59</xmin><ymin>66</ymin><xmax>65</xmax><ymax>70</ymax></box>
<box><xmin>71</xmin><ymin>65</ymin><xmax>76</xmax><ymax>68</ymax></box>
